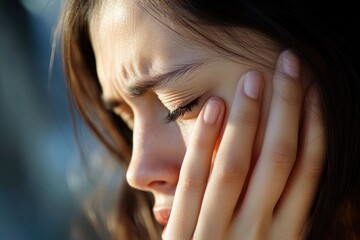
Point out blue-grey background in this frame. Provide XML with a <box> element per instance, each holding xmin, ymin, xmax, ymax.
<box><xmin>0</xmin><ymin>1</ymin><xmax>107</xmax><ymax>239</ymax></box>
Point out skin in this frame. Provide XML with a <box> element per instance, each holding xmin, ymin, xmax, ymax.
<box><xmin>90</xmin><ymin>1</ymin><xmax>325</xmax><ymax>239</ymax></box>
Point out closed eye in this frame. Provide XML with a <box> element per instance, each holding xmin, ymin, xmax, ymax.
<box><xmin>166</xmin><ymin>97</ymin><xmax>201</xmax><ymax>122</ymax></box>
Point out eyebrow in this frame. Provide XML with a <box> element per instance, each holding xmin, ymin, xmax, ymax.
<box><xmin>125</xmin><ymin>60</ymin><xmax>207</xmax><ymax>96</ymax></box>
<box><xmin>102</xmin><ymin>60</ymin><xmax>207</xmax><ymax>110</ymax></box>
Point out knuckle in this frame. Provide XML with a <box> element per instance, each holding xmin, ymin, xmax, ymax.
<box><xmin>301</xmin><ymin>118</ymin><xmax>325</xmax><ymax>180</ymax></box>
<box><xmin>304</xmin><ymin>163</ymin><xmax>323</xmax><ymax>181</ymax></box>
<box><xmin>192</xmin><ymin>135</ymin><xmax>211</xmax><ymax>150</ymax></box>
<box><xmin>191</xmin><ymin>128</ymin><xmax>216</xmax><ymax>150</ymax></box>
<box><xmin>232</xmin><ymin>104</ymin><xmax>259</xmax><ymax>128</ymax></box>
<box><xmin>181</xmin><ymin>174</ymin><xmax>206</xmax><ymax>190</ymax></box>
<box><xmin>309</xmin><ymin>106</ymin><xmax>323</xmax><ymax>126</ymax></box>
<box><xmin>275</xmin><ymin>77</ymin><xmax>302</xmax><ymax>108</ymax></box>
<box><xmin>304</xmin><ymin>141</ymin><xmax>325</xmax><ymax>181</ymax></box>
<box><xmin>308</xmin><ymin>133</ymin><xmax>325</xmax><ymax>147</ymax></box>
<box><xmin>215</xmin><ymin>162</ymin><xmax>248</xmax><ymax>184</ymax></box>
<box><xmin>303</xmin><ymin>84</ymin><xmax>323</xmax><ymax>127</ymax></box>
<box><xmin>267</xmin><ymin>143</ymin><xmax>296</xmax><ymax>168</ymax></box>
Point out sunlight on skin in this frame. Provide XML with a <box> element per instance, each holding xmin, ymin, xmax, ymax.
<box><xmin>88</xmin><ymin>0</ymin><xmax>313</xmax><ymax>233</ymax></box>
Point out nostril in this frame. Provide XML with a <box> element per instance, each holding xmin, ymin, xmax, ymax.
<box><xmin>148</xmin><ymin>180</ymin><xmax>173</xmax><ymax>192</ymax></box>
<box><xmin>126</xmin><ymin>169</ymin><xmax>168</xmax><ymax>190</ymax></box>
<box><xmin>148</xmin><ymin>180</ymin><xmax>171</xmax><ymax>192</ymax></box>
<box><xmin>149</xmin><ymin>180</ymin><xmax>167</xmax><ymax>187</ymax></box>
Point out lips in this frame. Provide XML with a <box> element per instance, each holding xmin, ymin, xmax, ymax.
<box><xmin>153</xmin><ymin>208</ymin><xmax>171</xmax><ymax>226</ymax></box>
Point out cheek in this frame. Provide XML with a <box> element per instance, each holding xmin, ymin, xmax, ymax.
<box><xmin>208</xmin><ymin>70</ymin><xmax>274</xmax><ymax>161</ymax></box>
<box><xmin>176</xmin><ymin>119</ymin><xmax>197</xmax><ymax>148</ymax></box>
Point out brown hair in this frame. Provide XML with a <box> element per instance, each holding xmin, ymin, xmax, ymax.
<box><xmin>57</xmin><ymin>1</ymin><xmax>161</xmax><ymax>239</ymax></box>
<box><xmin>57</xmin><ymin>0</ymin><xmax>360</xmax><ymax>239</ymax></box>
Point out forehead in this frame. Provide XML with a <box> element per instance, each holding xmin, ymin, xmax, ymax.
<box><xmin>88</xmin><ymin>1</ymin><xmax>279</xmax><ymax>100</ymax></box>
<box><xmin>89</xmin><ymin>1</ymin><xmax>208</xmax><ymax>94</ymax></box>
<box><xmin>90</xmin><ymin>1</ymin><xmax>153</xmax><ymax>69</ymax></box>
<box><xmin>90</xmin><ymin>0</ymin><xmax>147</xmax><ymax>51</ymax></box>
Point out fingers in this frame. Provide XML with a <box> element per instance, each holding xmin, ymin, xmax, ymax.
<box><xmin>165</xmin><ymin>71</ymin><xmax>264</xmax><ymax>240</ymax></box>
<box><xmin>230</xmin><ymin>50</ymin><xmax>303</xmax><ymax>238</ymax></box>
<box><xmin>164</xmin><ymin>97</ymin><xmax>225</xmax><ymax>240</ymax></box>
<box><xmin>270</xmin><ymin>85</ymin><xmax>325</xmax><ymax>238</ymax></box>
<box><xmin>193</xmin><ymin>71</ymin><xmax>264</xmax><ymax>239</ymax></box>
<box><xmin>165</xmin><ymin>49</ymin><xmax>320</xmax><ymax>240</ymax></box>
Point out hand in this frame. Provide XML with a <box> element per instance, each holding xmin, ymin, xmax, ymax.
<box><xmin>163</xmin><ymin>50</ymin><xmax>325</xmax><ymax>240</ymax></box>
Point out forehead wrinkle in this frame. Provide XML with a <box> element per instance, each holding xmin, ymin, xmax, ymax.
<box><xmin>157</xmin><ymin>85</ymin><xmax>205</xmax><ymax>109</ymax></box>
<box><xmin>121</xmin><ymin>57</ymin><xmax>152</xmax><ymax>84</ymax></box>
<box><xmin>120</xmin><ymin>60</ymin><xmax>210</xmax><ymax>97</ymax></box>
<box><xmin>158</xmin><ymin>87</ymin><xmax>198</xmax><ymax>102</ymax></box>
<box><xmin>90</xmin><ymin>1</ymin><xmax>217</xmax><ymax>101</ymax></box>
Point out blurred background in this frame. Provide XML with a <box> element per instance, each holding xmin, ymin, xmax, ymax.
<box><xmin>0</xmin><ymin>0</ymin><xmax>119</xmax><ymax>239</ymax></box>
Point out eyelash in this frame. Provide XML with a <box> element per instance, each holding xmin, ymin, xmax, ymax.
<box><xmin>166</xmin><ymin>97</ymin><xmax>201</xmax><ymax>122</ymax></box>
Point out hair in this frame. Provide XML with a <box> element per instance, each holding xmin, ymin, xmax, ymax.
<box><xmin>56</xmin><ymin>0</ymin><xmax>360</xmax><ymax>239</ymax></box>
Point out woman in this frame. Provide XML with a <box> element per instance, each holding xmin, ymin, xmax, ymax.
<box><xmin>57</xmin><ymin>0</ymin><xmax>360</xmax><ymax>239</ymax></box>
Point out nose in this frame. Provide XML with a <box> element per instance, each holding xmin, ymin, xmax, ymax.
<box><xmin>126</xmin><ymin>111</ymin><xmax>184</xmax><ymax>193</ymax></box>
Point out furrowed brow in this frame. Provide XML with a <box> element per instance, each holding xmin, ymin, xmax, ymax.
<box><xmin>124</xmin><ymin>60</ymin><xmax>207</xmax><ymax>96</ymax></box>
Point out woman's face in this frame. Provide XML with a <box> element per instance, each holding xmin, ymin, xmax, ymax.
<box><xmin>90</xmin><ymin>0</ymin><xmax>279</xmax><ymax>226</ymax></box>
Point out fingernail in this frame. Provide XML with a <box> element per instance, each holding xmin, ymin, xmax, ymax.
<box><xmin>243</xmin><ymin>71</ymin><xmax>263</xmax><ymax>100</ymax></box>
<box><xmin>203</xmin><ymin>98</ymin><xmax>221</xmax><ymax>125</ymax></box>
<box><xmin>282</xmin><ymin>50</ymin><xmax>300</xmax><ymax>78</ymax></box>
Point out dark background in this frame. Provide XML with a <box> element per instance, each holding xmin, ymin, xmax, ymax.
<box><xmin>0</xmin><ymin>1</ymin><xmax>107</xmax><ymax>239</ymax></box>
